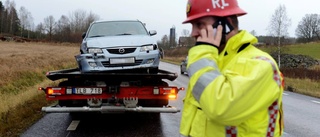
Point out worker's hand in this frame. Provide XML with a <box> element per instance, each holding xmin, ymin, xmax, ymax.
<box><xmin>197</xmin><ymin>25</ymin><xmax>223</xmax><ymax>47</ymax></box>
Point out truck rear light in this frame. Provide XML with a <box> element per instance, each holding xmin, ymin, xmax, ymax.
<box><xmin>162</xmin><ymin>88</ymin><xmax>176</xmax><ymax>94</ymax></box>
<box><xmin>162</xmin><ymin>87</ymin><xmax>178</xmax><ymax>99</ymax></box>
<box><xmin>168</xmin><ymin>94</ymin><xmax>177</xmax><ymax>99</ymax></box>
<box><xmin>47</xmin><ymin>87</ymin><xmax>66</xmax><ymax>95</ymax></box>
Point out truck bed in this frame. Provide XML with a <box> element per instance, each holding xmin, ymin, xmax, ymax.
<box><xmin>46</xmin><ymin>68</ymin><xmax>178</xmax><ymax>81</ymax></box>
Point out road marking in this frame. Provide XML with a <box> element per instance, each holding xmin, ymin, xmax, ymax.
<box><xmin>67</xmin><ymin>120</ymin><xmax>80</xmax><ymax>131</ymax></box>
<box><xmin>311</xmin><ymin>100</ymin><xmax>320</xmax><ymax>104</ymax></box>
<box><xmin>282</xmin><ymin>132</ymin><xmax>292</xmax><ymax>137</ymax></box>
<box><xmin>283</xmin><ymin>93</ymin><xmax>289</xmax><ymax>96</ymax></box>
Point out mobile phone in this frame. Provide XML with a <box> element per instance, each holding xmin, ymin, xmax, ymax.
<box><xmin>212</xmin><ymin>17</ymin><xmax>234</xmax><ymax>45</ymax></box>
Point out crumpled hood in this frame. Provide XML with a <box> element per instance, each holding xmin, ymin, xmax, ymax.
<box><xmin>84</xmin><ymin>35</ymin><xmax>156</xmax><ymax>48</ymax></box>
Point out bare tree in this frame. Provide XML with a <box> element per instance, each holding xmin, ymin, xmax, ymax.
<box><xmin>267</xmin><ymin>4</ymin><xmax>291</xmax><ymax>68</ymax></box>
<box><xmin>5</xmin><ymin>0</ymin><xmax>19</xmax><ymax>35</ymax></box>
<box><xmin>250</xmin><ymin>30</ymin><xmax>257</xmax><ymax>36</ymax></box>
<box><xmin>295</xmin><ymin>14</ymin><xmax>320</xmax><ymax>42</ymax></box>
<box><xmin>43</xmin><ymin>15</ymin><xmax>56</xmax><ymax>41</ymax></box>
<box><xmin>0</xmin><ymin>1</ymin><xmax>5</xmax><ymax>33</ymax></box>
<box><xmin>26</xmin><ymin>13</ymin><xmax>33</xmax><ymax>38</ymax></box>
<box><xmin>68</xmin><ymin>9</ymin><xmax>100</xmax><ymax>42</ymax></box>
<box><xmin>180</xmin><ymin>29</ymin><xmax>195</xmax><ymax>47</ymax></box>
<box><xmin>85</xmin><ymin>11</ymin><xmax>100</xmax><ymax>30</ymax></box>
<box><xmin>158</xmin><ymin>35</ymin><xmax>169</xmax><ymax>49</ymax></box>
<box><xmin>54</xmin><ymin>15</ymin><xmax>71</xmax><ymax>42</ymax></box>
<box><xmin>181</xmin><ymin>29</ymin><xmax>190</xmax><ymax>36</ymax></box>
<box><xmin>69</xmin><ymin>9</ymin><xmax>87</xmax><ymax>34</ymax></box>
<box><xmin>18</xmin><ymin>6</ymin><xmax>33</xmax><ymax>37</ymax></box>
<box><xmin>35</xmin><ymin>22</ymin><xmax>45</xmax><ymax>39</ymax></box>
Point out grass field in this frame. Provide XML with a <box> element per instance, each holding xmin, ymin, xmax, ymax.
<box><xmin>259</xmin><ymin>42</ymin><xmax>320</xmax><ymax>59</ymax></box>
<box><xmin>0</xmin><ymin>42</ymin><xmax>79</xmax><ymax>137</ymax></box>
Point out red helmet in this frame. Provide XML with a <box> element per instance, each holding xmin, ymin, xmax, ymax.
<box><xmin>183</xmin><ymin>0</ymin><xmax>247</xmax><ymax>24</ymax></box>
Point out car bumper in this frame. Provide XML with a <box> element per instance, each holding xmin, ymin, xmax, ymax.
<box><xmin>75</xmin><ymin>53</ymin><xmax>160</xmax><ymax>73</ymax></box>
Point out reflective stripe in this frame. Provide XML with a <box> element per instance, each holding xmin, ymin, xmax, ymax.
<box><xmin>254</xmin><ymin>56</ymin><xmax>281</xmax><ymax>86</ymax></box>
<box><xmin>226</xmin><ymin>126</ymin><xmax>237</xmax><ymax>137</ymax></box>
<box><xmin>188</xmin><ymin>58</ymin><xmax>218</xmax><ymax>77</ymax></box>
<box><xmin>266</xmin><ymin>101</ymin><xmax>279</xmax><ymax>137</ymax></box>
<box><xmin>192</xmin><ymin>70</ymin><xmax>221</xmax><ymax>102</ymax></box>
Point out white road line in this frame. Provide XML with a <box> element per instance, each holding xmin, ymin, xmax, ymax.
<box><xmin>283</xmin><ymin>93</ymin><xmax>289</xmax><ymax>96</ymax></box>
<box><xmin>67</xmin><ymin>120</ymin><xmax>80</xmax><ymax>131</ymax></box>
<box><xmin>311</xmin><ymin>100</ymin><xmax>320</xmax><ymax>104</ymax></box>
<box><xmin>282</xmin><ymin>132</ymin><xmax>292</xmax><ymax>137</ymax></box>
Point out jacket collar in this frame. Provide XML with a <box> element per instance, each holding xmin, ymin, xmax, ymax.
<box><xmin>221</xmin><ymin>30</ymin><xmax>258</xmax><ymax>56</ymax></box>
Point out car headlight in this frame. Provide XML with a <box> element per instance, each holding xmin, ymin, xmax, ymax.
<box><xmin>88</xmin><ymin>48</ymin><xmax>103</xmax><ymax>53</ymax></box>
<box><xmin>140</xmin><ymin>44</ymin><xmax>155</xmax><ymax>52</ymax></box>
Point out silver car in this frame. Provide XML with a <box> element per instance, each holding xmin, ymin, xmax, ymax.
<box><xmin>180</xmin><ymin>56</ymin><xmax>188</xmax><ymax>75</ymax></box>
<box><xmin>77</xmin><ymin>20</ymin><xmax>161</xmax><ymax>73</ymax></box>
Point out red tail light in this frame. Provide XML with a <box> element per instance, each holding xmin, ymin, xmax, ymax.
<box><xmin>162</xmin><ymin>87</ymin><xmax>178</xmax><ymax>100</ymax></box>
<box><xmin>47</xmin><ymin>87</ymin><xmax>66</xmax><ymax>95</ymax></box>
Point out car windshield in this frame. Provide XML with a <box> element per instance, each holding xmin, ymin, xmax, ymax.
<box><xmin>87</xmin><ymin>21</ymin><xmax>149</xmax><ymax>38</ymax></box>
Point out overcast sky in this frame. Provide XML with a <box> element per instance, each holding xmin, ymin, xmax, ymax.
<box><xmin>12</xmin><ymin>0</ymin><xmax>320</xmax><ymax>41</ymax></box>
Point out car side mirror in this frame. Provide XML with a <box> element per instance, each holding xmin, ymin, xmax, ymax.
<box><xmin>82</xmin><ymin>32</ymin><xmax>86</xmax><ymax>39</ymax></box>
<box><xmin>149</xmin><ymin>30</ymin><xmax>157</xmax><ymax>36</ymax></box>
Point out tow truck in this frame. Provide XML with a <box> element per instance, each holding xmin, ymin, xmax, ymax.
<box><xmin>40</xmin><ymin>68</ymin><xmax>183</xmax><ymax>114</ymax></box>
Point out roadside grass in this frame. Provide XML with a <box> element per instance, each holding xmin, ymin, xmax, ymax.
<box><xmin>258</xmin><ymin>43</ymin><xmax>320</xmax><ymax>97</ymax></box>
<box><xmin>0</xmin><ymin>80</ymin><xmax>57</xmax><ymax>137</ymax></box>
<box><xmin>162</xmin><ymin>56</ymin><xmax>185</xmax><ymax>65</ymax></box>
<box><xmin>259</xmin><ymin>42</ymin><xmax>320</xmax><ymax>59</ymax></box>
<box><xmin>0</xmin><ymin>42</ymin><xmax>78</xmax><ymax>137</ymax></box>
<box><xmin>284</xmin><ymin>77</ymin><xmax>320</xmax><ymax>98</ymax></box>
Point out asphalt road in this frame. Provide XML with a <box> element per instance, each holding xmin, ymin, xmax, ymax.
<box><xmin>21</xmin><ymin>62</ymin><xmax>320</xmax><ymax>137</ymax></box>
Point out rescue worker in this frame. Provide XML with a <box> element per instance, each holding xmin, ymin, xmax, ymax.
<box><xmin>180</xmin><ymin>0</ymin><xmax>284</xmax><ymax>136</ymax></box>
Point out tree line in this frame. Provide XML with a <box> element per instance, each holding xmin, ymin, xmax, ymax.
<box><xmin>0</xmin><ymin>0</ymin><xmax>100</xmax><ymax>43</ymax></box>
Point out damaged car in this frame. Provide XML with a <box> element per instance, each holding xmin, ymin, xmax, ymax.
<box><xmin>77</xmin><ymin>20</ymin><xmax>161</xmax><ymax>73</ymax></box>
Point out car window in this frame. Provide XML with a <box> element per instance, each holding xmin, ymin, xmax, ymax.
<box><xmin>87</xmin><ymin>21</ymin><xmax>149</xmax><ymax>37</ymax></box>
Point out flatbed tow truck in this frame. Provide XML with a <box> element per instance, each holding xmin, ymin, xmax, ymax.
<box><xmin>40</xmin><ymin>68</ymin><xmax>184</xmax><ymax>114</ymax></box>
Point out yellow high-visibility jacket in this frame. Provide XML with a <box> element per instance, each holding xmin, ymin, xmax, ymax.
<box><xmin>180</xmin><ymin>30</ymin><xmax>284</xmax><ymax>137</ymax></box>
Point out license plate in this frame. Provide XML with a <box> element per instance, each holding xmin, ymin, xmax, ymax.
<box><xmin>73</xmin><ymin>88</ymin><xmax>102</xmax><ymax>94</ymax></box>
<box><xmin>110</xmin><ymin>58</ymin><xmax>135</xmax><ymax>64</ymax></box>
